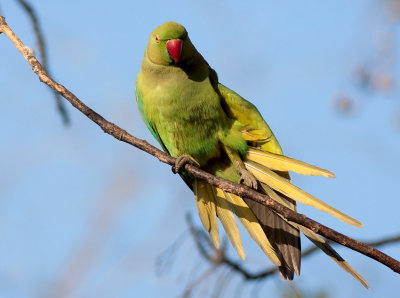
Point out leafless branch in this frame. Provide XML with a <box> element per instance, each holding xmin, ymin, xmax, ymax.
<box><xmin>187</xmin><ymin>214</ymin><xmax>400</xmax><ymax>280</ymax></box>
<box><xmin>301</xmin><ymin>234</ymin><xmax>400</xmax><ymax>259</ymax></box>
<box><xmin>15</xmin><ymin>0</ymin><xmax>70</xmax><ymax>125</ymax></box>
<box><xmin>1</xmin><ymin>16</ymin><xmax>400</xmax><ymax>275</ymax></box>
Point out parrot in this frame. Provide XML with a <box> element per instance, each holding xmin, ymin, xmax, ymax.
<box><xmin>135</xmin><ymin>21</ymin><xmax>368</xmax><ymax>287</ymax></box>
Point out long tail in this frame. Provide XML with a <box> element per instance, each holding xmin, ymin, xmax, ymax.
<box><xmin>192</xmin><ymin>146</ymin><xmax>367</xmax><ymax>286</ymax></box>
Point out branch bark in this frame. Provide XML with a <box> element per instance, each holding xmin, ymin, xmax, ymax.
<box><xmin>187</xmin><ymin>214</ymin><xmax>400</xmax><ymax>280</ymax></box>
<box><xmin>231</xmin><ymin>234</ymin><xmax>400</xmax><ymax>280</ymax></box>
<box><xmin>1</xmin><ymin>16</ymin><xmax>399</xmax><ymax>274</ymax></box>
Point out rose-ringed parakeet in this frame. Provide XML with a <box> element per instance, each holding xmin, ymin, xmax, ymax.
<box><xmin>135</xmin><ymin>21</ymin><xmax>368</xmax><ymax>287</ymax></box>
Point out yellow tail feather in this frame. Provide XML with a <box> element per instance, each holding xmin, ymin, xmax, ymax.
<box><xmin>245</xmin><ymin>161</ymin><xmax>362</xmax><ymax>228</ymax></box>
<box><xmin>299</xmin><ymin>226</ymin><xmax>369</xmax><ymax>288</ymax></box>
<box><xmin>223</xmin><ymin>191</ymin><xmax>281</xmax><ymax>266</ymax></box>
<box><xmin>213</xmin><ymin>187</ymin><xmax>246</xmax><ymax>260</ymax></box>
<box><xmin>193</xmin><ymin>179</ymin><xmax>220</xmax><ymax>248</ymax></box>
<box><xmin>246</xmin><ymin>147</ymin><xmax>335</xmax><ymax>178</ymax></box>
<box><xmin>261</xmin><ymin>183</ymin><xmax>368</xmax><ymax>287</ymax></box>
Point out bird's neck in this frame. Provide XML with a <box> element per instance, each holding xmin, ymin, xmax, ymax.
<box><xmin>141</xmin><ymin>51</ymin><xmax>209</xmax><ymax>83</ymax></box>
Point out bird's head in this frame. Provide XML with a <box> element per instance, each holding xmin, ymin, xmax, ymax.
<box><xmin>146</xmin><ymin>21</ymin><xmax>196</xmax><ymax>66</ymax></box>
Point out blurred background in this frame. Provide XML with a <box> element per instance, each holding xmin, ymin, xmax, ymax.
<box><xmin>0</xmin><ymin>0</ymin><xmax>399</xmax><ymax>297</ymax></box>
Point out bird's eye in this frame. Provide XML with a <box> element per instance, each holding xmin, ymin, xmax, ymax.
<box><xmin>155</xmin><ymin>35</ymin><xmax>160</xmax><ymax>43</ymax></box>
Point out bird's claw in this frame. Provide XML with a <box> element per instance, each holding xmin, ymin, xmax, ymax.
<box><xmin>172</xmin><ymin>155</ymin><xmax>199</xmax><ymax>174</ymax></box>
<box><xmin>238</xmin><ymin>169</ymin><xmax>258</xmax><ymax>190</ymax></box>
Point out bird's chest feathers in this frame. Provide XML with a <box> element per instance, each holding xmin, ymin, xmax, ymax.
<box><xmin>145</xmin><ymin>77</ymin><xmax>222</xmax><ymax>160</ymax></box>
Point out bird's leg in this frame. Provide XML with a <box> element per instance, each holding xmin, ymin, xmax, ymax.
<box><xmin>172</xmin><ymin>154</ymin><xmax>200</xmax><ymax>174</ymax></box>
<box><xmin>236</xmin><ymin>161</ymin><xmax>258</xmax><ymax>189</ymax></box>
<box><xmin>223</xmin><ymin>144</ymin><xmax>258</xmax><ymax>190</ymax></box>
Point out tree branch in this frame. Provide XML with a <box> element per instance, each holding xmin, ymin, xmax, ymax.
<box><xmin>1</xmin><ymin>16</ymin><xmax>399</xmax><ymax>274</ymax></box>
<box><xmin>187</xmin><ymin>214</ymin><xmax>400</xmax><ymax>280</ymax></box>
<box><xmin>233</xmin><ymin>233</ymin><xmax>400</xmax><ymax>280</ymax></box>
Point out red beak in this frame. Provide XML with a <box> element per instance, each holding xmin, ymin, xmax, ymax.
<box><xmin>166</xmin><ymin>39</ymin><xmax>183</xmax><ymax>64</ymax></box>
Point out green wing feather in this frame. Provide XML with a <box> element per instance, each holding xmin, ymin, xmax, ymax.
<box><xmin>217</xmin><ymin>83</ymin><xmax>283</xmax><ymax>155</ymax></box>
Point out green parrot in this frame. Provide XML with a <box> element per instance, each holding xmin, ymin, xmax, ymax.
<box><xmin>135</xmin><ymin>21</ymin><xmax>368</xmax><ymax>287</ymax></box>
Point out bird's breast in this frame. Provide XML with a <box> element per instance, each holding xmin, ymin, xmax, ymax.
<box><xmin>147</xmin><ymin>79</ymin><xmax>224</xmax><ymax>164</ymax></box>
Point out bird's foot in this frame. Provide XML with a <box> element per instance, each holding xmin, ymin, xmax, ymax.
<box><xmin>172</xmin><ymin>155</ymin><xmax>200</xmax><ymax>174</ymax></box>
<box><xmin>237</xmin><ymin>162</ymin><xmax>258</xmax><ymax>190</ymax></box>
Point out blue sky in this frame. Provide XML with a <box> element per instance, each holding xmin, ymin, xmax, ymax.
<box><xmin>0</xmin><ymin>0</ymin><xmax>399</xmax><ymax>297</ymax></box>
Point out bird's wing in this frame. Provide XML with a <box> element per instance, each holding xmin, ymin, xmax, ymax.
<box><xmin>217</xmin><ymin>82</ymin><xmax>301</xmax><ymax>279</ymax></box>
<box><xmin>217</xmin><ymin>83</ymin><xmax>283</xmax><ymax>155</ymax></box>
<box><xmin>217</xmin><ymin>83</ymin><xmax>365</xmax><ymax>283</ymax></box>
<box><xmin>217</xmin><ymin>83</ymin><xmax>362</xmax><ymax>227</ymax></box>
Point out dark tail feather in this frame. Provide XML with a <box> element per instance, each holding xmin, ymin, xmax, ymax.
<box><xmin>243</xmin><ymin>194</ymin><xmax>301</xmax><ymax>280</ymax></box>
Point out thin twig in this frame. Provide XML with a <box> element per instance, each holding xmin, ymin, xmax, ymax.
<box><xmin>1</xmin><ymin>16</ymin><xmax>400</xmax><ymax>274</ymax></box>
<box><xmin>15</xmin><ymin>0</ymin><xmax>70</xmax><ymax>125</ymax></box>
<box><xmin>186</xmin><ymin>214</ymin><xmax>278</xmax><ymax>280</ymax></box>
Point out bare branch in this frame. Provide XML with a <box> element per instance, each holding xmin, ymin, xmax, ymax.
<box><xmin>188</xmin><ymin>213</ymin><xmax>400</xmax><ymax>280</ymax></box>
<box><xmin>301</xmin><ymin>234</ymin><xmax>400</xmax><ymax>258</ymax></box>
<box><xmin>1</xmin><ymin>16</ymin><xmax>400</xmax><ymax>275</ymax></box>
<box><xmin>234</xmin><ymin>233</ymin><xmax>400</xmax><ymax>280</ymax></box>
<box><xmin>15</xmin><ymin>0</ymin><xmax>70</xmax><ymax>125</ymax></box>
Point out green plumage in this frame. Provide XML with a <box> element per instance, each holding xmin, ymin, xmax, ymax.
<box><xmin>136</xmin><ymin>22</ymin><xmax>256</xmax><ymax>175</ymax></box>
<box><xmin>135</xmin><ymin>21</ymin><xmax>367</xmax><ymax>286</ymax></box>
